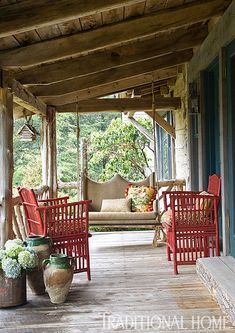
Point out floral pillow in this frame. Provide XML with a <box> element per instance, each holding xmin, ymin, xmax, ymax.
<box><xmin>195</xmin><ymin>191</ymin><xmax>214</xmax><ymax>210</ymax></box>
<box><xmin>161</xmin><ymin>209</ymin><xmax>172</xmax><ymax>225</ymax></box>
<box><xmin>125</xmin><ymin>184</ymin><xmax>156</xmax><ymax>212</ymax></box>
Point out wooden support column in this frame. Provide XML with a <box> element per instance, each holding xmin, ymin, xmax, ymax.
<box><xmin>41</xmin><ymin>106</ymin><xmax>57</xmax><ymax>198</ymax></box>
<box><xmin>0</xmin><ymin>71</ymin><xmax>13</xmax><ymax>245</ymax></box>
<box><xmin>80</xmin><ymin>139</ymin><xmax>87</xmax><ymax>201</ymax></box>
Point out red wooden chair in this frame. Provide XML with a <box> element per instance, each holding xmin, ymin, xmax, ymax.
<box><xmin>162</xmin><ymin>174</ymin><xmax>221</xmax><ymax>274</ymax></box>
<box><xmin>18</xmin><ymin>187</ymin><xmax>92</xmax><ymax>280</ymax></box>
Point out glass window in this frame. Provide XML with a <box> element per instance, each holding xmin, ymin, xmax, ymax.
<box><xmin>156</xmin><ymin>112</ymin><xmax>173</xmax><ymax>180</ymax></box>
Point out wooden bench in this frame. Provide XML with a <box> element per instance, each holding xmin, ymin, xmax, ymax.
<box><xmin>82</xmin><ymin>173</ymin><xmax>186</xmax><ymax>246</ymax></box>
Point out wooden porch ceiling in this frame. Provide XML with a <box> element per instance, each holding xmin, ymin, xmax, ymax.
<box><xmin>0</xmin><ymin>0</ymin><xmax>232</xmax><ymax>114</ymax></box>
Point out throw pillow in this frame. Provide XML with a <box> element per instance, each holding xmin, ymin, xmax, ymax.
<box><xmin>100</xmin><ymin>198</ymin><xmax>131</xmax><ymax>212</ymax></box>
<box><xmin>161</xmin><ymin>209</ymin><xmax>172</xmax><ymax>226</ymax></box>
<box><xmin>125</xmin><ymin>184</ymin><xmax>156</xmax><ymax>212</ymax></box>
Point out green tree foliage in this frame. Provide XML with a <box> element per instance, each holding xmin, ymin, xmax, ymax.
<box><xmin>13</xmin><ymin>112</ymin><xmax>152</xmax><ymax>189</ymax></box>
<box><xmin>56</xmin><ymin>112</ymin><xmax>121</xmax><ymax>182</ymax></box>
<box><xmin>13</xmin><ymin>117</ymin><xmax>42</xmax><ymax>188</ymax></box>
<box><xmin>88</xmin><ymin>117</ymin><xmax>153</xmax><ymax>182</ymax></box>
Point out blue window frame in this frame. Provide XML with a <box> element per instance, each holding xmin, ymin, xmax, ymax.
<box><xmin>156</xmin><ymin>112</ymin><xmax>173</xmax><ymax>180</ymax></box>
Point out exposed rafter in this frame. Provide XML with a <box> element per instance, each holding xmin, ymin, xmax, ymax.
<box><xmin>12</xmin><ymin>80</ymin><xmax>46</xmax><ymax>116</ymax></box>
<box><xmin>29</xmin><ymin>50</ymin><xmax>193</xmax><ymax>97</ymax></box>
<box><xmin>0</xmin><ymin>0</ymin><xmax>143</xmax><ymax>38</ymax></box>
<box><xmin>127</xmin><ymin>116</ymin><xmax>154</xmax><ymax>142</ymax></box>
<box><xmin>0</xmin><ymin>0</ymin><xmax>229</xmax><ymax>68</ymax></box>
<box><xmin>146</xmin><ymin>112</ymin><xmax>176</xmax><ymax>139</ymax></box>
<box><xmin>41</xmin><ymin>67</ymin><xmax>179</xmax><ymax>105</ymax></box>
<box><xmin>13</xmin><ymin>104</ymin><xmax>33</xmax><ymax>119</ymax></box>
<box><xmin>16</xmin><ymin>25</ymin><xmax>207</xmax><ymax>85</ymax></box>
<box><xmin>55</xmin><ymin>97</ymin><xmax>181</xmax><ymax>113</ymax></box>
<box><xmin>1</xmin><ymin>71</ymin><xmax>46</xmax><ymax>115</ymax></box>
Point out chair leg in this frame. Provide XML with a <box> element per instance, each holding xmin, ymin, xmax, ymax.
<box><xmin>86</xmin><ymin>241</ymin><xmax>91</xmax><ymax>281</ymax></box>
<box><xmin>216</xmin><ymin>234</ymin><xmax>220</xmax><ymax>257</ymax></box>
<box><xmin>173</xmin><ymin>251</ymin><xmax>178</xmax><ymax>274</ymax></box>
<box><xmin>87</xmin><ymin>267</ymin><xmax>91</xmax><ymax>281</ymax></box>
<box><xmin>204</xmin><ymin>237</ymin><xmax>209</xmax><ymax>257</ymax></box>
<box><xmin>167</xmin><ymin>245</ymin><xmax>171</xmax><ymax>261</ymax></box>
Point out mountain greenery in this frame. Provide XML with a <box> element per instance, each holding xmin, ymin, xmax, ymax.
<box><xmin>13</xmin><ymin>112</ymin><xmax>152</xmax><ymax>189</ymax></box>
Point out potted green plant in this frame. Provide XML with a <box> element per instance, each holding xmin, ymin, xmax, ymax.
<box><xmin>0</xmin><ymin>238</ymin><xmax>38</xmax><ymax>308</ymax></box>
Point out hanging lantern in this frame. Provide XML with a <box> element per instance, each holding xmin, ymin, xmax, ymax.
<box><xmin>17</xmin><ymin>116</ymin><xmax>39</xmax><ymax>142</ymax></box>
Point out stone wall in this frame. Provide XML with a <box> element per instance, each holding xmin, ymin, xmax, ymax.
<box><xmin>171</xmin><ymin>66</ymin><xmax>190</xmax><ymax>188</ymax></box>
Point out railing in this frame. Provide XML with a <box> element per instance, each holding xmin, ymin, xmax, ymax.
<box><xmin>12</xmin><ymin>185</ymin><xmax>49</xmax><ymax>240</ymax></box>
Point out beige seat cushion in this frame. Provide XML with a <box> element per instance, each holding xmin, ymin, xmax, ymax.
<box><xmin>100</xmin><ymin>198</ymin><xmax>131</xmax><ymax>212</ymax></box>
<box><xmin>89</xmin><ymin>211</ymin><xmax>156</xmax><ymax>221</ymax></box>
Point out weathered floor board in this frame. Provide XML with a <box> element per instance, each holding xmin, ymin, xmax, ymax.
<box><xmin>0</xmin><ymin>231</ymin><xmax>235</xmax><ymax>332</ymax></box>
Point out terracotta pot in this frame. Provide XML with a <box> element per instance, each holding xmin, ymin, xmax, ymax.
<box><xmin>43</xmin><ymin>254</ymin><xmax>74</xmax><ymax>304</ymax></box>
<box><xmin>0</xmin><ymin>270</ymin><xmax>26</xmax><ymax>308</ymax></box>
<box><xmin>25</xmin><ymin>236</ymin><xmax>52</xmax><ymax>295</ymax></box>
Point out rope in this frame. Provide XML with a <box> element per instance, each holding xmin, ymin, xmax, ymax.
<box><xmin>151</xmin><ymin>79</ymin><xmax>160</xmax><ymax>222</ymax></box>
<box><xmin>76</xmin><ymin>101</ymin><xmax>80</xmax><ymax>201</ymax></box>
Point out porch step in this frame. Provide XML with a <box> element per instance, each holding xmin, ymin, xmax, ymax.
<box><xmin>196</xmin><ymin>256</ymin><xmax>235</xmax><ymax>325</ymax></box>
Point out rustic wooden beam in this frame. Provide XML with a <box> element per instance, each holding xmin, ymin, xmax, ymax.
<box><xmin>30</xmin><ymin>49</ymin><xmax>193</xmax><ymax>97</ymax></box>
<box><xmin>133</xmin><ymin>79</ymin><xmax>172</xmax><ymax>96</ymax></box>
<box><xmin>147</xmin><ymin>112</ymin><xmax>176</xmax><ymax>139</ymax></box>
<box><xmin>41</xmin><ymin>106</ymin><xmax>58</xmax><ymax>198</ymax></box>
<box><xmin>127</xmin><ymin>116</ymin><xmax>154</xmax><ymax>142</ymax></box>
<box><xmin>42</xmin><ymin>67</ymin><xmax>179</xmax><ymax>105</ymax></box>
<box><xmin>17</xmin><ymin>25</ymin><xmax>207</xmax><ymax>85</ymax></box>
<box><xmin>0</xmin><ymin>0</ymin><xmax>230</xmax><ymax>68</ymax></box>
<box><xmin>0</xmin><ymin>71</ymin><xmax>14</xmax><ymax>244</ymax></box>
<box><xmin>11</xmin><ymin>80</ymin><xmax>46</xmax><ymax>116</ymax></box>
<box><xmin>13</xmin><ymin>103</ymin><xmax>33</xmax><ymax>119</ymax></box>
<box><xmin>0</xmin><ymin>0</ymin><xmax>143</xmax><ymax>38</ymax></box>
<box><xmin>55</xmin><ymin>97</ymin><xmax>181</xmax><ymax>113</ymax></box>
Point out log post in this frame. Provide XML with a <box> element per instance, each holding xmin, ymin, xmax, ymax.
<box><xmin>80</xmin><ymin>139</ymin><xmax>87</xmax><ymax>200</ymax></box>
<box><xmin>0</xmin><ymin>70</ymin><xmax>13</xmax><ymax>245</ymax></box>
<box><xmin>41</xmin><ymin>106</ymin><xmax>57</xmax><ymax>198</ymax></box>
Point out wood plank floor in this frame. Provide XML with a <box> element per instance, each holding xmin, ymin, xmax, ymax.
<box><xmin>1</xmin><ymin>231</ymin><xmax>235</xmax><ymax>332</ymax></box>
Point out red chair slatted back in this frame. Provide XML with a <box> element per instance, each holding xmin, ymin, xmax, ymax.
<box><xmin>207</xmin><ymin>174</ymin><xmax>221</xmax><ymax>196</ymax></box>
<box><xmin>171</xmin><ymin>192</ymin><xmax>218</xmax><ymax>229</ymax></box>
<box><xmin>18</xmin><ymin>187</ymin><xmax>45</xmax><ymax>236</ymax></box>
<box><xmin>44</xmin><ymin>200</ymin><xmax>90</xmax><ymax>239</ymax></box>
